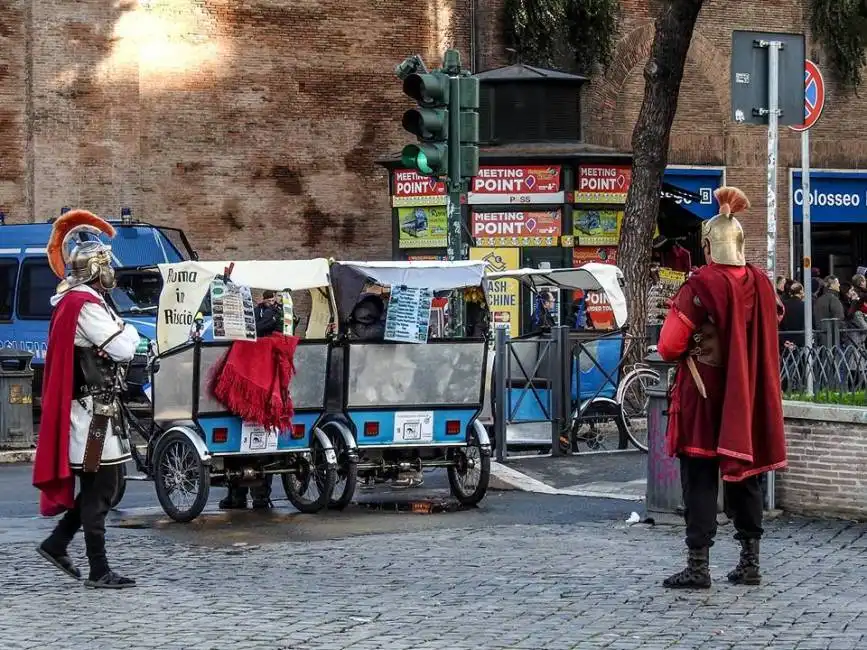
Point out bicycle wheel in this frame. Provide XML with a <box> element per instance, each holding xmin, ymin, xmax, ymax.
<box><xmin>617</xmin><ymin>368</ymin><xmax>659</xmax><ymax>452</ymax></box>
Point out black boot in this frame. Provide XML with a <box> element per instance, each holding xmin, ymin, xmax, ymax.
<box><xmin>727</xmin><ymin>538</ymin><xmax>761</xmax><ymax>585</ymax></box>
<box><xmin>663</xmin><ymin>547</ymin><xmax>712</xmax><ymax>589</ymax></box>
<box><xmin>37</xmin><ymin>543</ymin><xmax>81</xmax><ymax>581</ymax></box>
<box><xmin>219</xmin><ymin>486</ymin><xmax>248</xmax><ymax>510</ymax></box>
<box><xmin>82</xmin><ymin>532</ymin><xmax>136</xmax><ymax>589</ymax></box>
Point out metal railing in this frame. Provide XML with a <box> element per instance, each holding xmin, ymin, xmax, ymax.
<box><xmin>780</xmin><ymin>319</ymin><xmax>867</xmax><ymax>396</ymax></box>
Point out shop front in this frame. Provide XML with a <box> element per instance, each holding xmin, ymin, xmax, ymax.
<box><xmin>386</xmin><ymin>161</ymin><xmax>726</xmax><ymax>336</ymax></box>
<box><xmin>790</xmin><ymin>169</ymin><xmax>867</xmax><ymax>283</ymax></box>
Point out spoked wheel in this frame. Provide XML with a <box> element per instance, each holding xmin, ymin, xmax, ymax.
<box><xmin>281</xmin><ymin>435</ymin><xmax>337</xmax><ymax>514</ymax></box>
<box><xmin>153</xmin><ymin>430</ymin><xmax>210</xmax><ymax>523</ymax></box>
<box><xmin>617</xmin><ymin>369</ymin><xmax>659</xmax><ymax>452</ymax></box>
<box><xmin>323</xmin><ymin>425</ymin><xmax>357</xmax><ymax>510</ymax></box>
<box><xmin>570</xmin><ymin>400</ymin><xmax>629</xmax><ymax>452</ymax></box>
<box><xmin>110</xmin><ymin>463</ymin><xmax>127</xmax><ymax>510</ymax></box>
<box><xmin>447</xmin><ymin>431</ymin><xmax>491</xmax><ymax>506</ymax></box>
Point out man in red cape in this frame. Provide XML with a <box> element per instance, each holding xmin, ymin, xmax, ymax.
<box><xmin>657</xmin><ymin>186</ymin><xmax>787</xmax><ymax>589</ymax></box>
<box><xmin>33</xmin><ymin>209</ymin><xmax>140</xmax><ymax>588</ymax></box>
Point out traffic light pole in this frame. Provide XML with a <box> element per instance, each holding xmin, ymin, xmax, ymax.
<box><xmin>443</xmin><ymin>51</ymin><xmax>466</xmax><ymax>336</ymax></box>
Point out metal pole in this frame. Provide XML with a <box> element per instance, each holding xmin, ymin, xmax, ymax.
<box><xmin>494</xmin><ymin>326</ymin><xmax>508</xmax><ymax>463</ymax></box>
<box><xmin>766</xmin><ymin>41</ymin><xmax>781</xmax><ymax>281</ymax></box>
<box><xmin>802</xmin><ymin>128</ymin><xmax>814</xmax><ymax>396</ymax></box>
<box><xmin>765</xmin><ymin>41</ymin><xmax>781</xmax><ymax>511</ymax></box>
<box><xmin>445</xmin><ymin>64</ymin><xmax>465</xmax><ymax>336</ymax></box>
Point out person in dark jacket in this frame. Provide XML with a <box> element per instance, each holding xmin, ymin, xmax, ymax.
<box><xmin>348</xmin><ymin>294</ymin><xmax>386</xmax><ymax>340</ymax></box>
<box><xmin>779</xmin><ymin>282</ymin><xmax>806</xmax><ymax>348</ymax></box>
<box><xmin>813</xmin><ymin>275</ymin><xmax>845</xmax><ymax>345</ymax></box>
<box><xmin>219</xmin><ymin>290</ymin><xmax>285</xmax><ymax>511</ymax></box>
<box><xmin>255</xmin><ymin>290</ymin><xmax>283</xmax><ymax>337</ymax></box>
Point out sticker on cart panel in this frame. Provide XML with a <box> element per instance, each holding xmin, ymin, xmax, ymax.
<box><xmin>393</xmin><ymin>411</ymin><xmax>434</xmax><ymax>443</ymax></box>
<box><xmin>241</xmin><ymin>423</ymin><xmax>278</xmax><ymax>453</ymax></box>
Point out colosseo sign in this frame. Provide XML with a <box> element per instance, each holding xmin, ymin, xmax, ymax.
<box><xmin>791</xmin><ymin>169</ymin><xmax>867</xmax><ymax>223</ymax></box>
<box><xmin>661</xmin><ymin>167</ymin><xmax>725</xmax><ymax>219</ymax></box>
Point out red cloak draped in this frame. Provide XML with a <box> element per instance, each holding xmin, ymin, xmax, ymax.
<box><xmin>662</xmin><ymin>264</ymin><xmax>787</xmax><ymax>481</ymax></box>
<box><xmin>33</xmin><ymin>290</ymin><xmax>100</xmax><ymax>516</ymax></box>
<box><xmin>211</xmin><ymin>334</ymin><xmax>300</xmax><ymax>431</ymax></box>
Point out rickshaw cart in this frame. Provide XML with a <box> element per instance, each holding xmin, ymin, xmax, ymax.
<box><xmin>327</xmin><ymin>261</ymin><xmax>492</xmax><ymax>507</ymax></box>
<box><xmin>486</xmin><ymin>264</ymin><xmax>648</xmax><ymax>453</ymax></box>
<box><xmin>124</xmin><ymin>259</ymin><xmax>349</xmax><ymax>522</ymax></box>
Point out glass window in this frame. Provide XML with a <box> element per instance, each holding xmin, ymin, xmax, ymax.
<box><xmin>0</xmin><ymin>260</ymin><xmax>17</xmax><ymax>321</ymax></box>
<box><xmin>17</xmin><ymin>259</ymin><xmax>57</xmax><ymax>320</ymax></box>
<box><xmin>108</xmin><ymin>270</ymin><xmax>163</xmax><ymax>316</ymax></box>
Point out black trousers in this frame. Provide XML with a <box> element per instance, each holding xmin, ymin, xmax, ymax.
<box><xmin>680</xmin><ymin>456</ymin><xmax>764</xmax><ymax>549</ymax></box>
<box><xmin>43</xmin><ymin>464</ymin><xmax>119</xmax><ymax>578</ymax></box>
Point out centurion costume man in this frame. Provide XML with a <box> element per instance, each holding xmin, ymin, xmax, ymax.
<box><xmin>656</xmin><ymin>187</ymin><xmax>788</xmax><ymax>590</ymax></box>
<box><xmin>33</xmin><ymin>209</ymin><xmax>140</xmax><ymax>589</ymax></box>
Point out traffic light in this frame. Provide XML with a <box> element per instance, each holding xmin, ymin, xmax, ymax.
<box><xmin>401</xmin><ymin>72</ymin><xmax>450</xmax><ymax>177</ymax></box>
<box><xmin>458</xmin><ymin>75</ymin><xmax>480</xmax><ymax>179</ymax></box>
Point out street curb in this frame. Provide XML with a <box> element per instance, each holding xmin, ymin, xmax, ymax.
<box><xmin>490</xmin><ymin>461</ymin><xmax>642</xmax><ymax>501</ymax></box>
<box><xmin>0</xmin><ymin>449</ymin><xmax>35</xmax><ymax>464</ymax></box>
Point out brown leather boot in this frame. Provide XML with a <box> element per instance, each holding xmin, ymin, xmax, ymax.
<box><xmin>663</xmin><ymin>547</ymin><xmax>712</xmax><ymax>589</ymax></box>
<box><xmin>727</xmin><ymin>538</ymin><xmax>761</xmax><ymax>585</ymax></box>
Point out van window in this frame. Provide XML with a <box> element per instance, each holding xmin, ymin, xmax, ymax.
<box><xmin>0</xmin><ymin>260</ymin><xmax>17</xmax><ymax>321</ymax></box>
<box><xmin>109</xmin><ymin>270</ymin><xmax>162</xmax><ymax>316</ymax></box>
<box><xmin>17</xmin><ymin>259</ymin><xmax>56</xmax><ymax>320</ymax></box>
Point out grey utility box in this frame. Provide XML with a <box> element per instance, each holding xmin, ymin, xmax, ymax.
<box><xmin>0</xmin><ymin>349</ymin><xmax>35</xmax><ymax>449</ymax></box>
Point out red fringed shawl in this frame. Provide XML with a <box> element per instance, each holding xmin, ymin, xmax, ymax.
<box><xmin>211</xmin><ymin>334</ymin><xmax>300</xmax><ymax>430</ymax></box>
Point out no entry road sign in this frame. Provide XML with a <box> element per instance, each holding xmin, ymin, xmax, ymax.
<box><xmin>790</xmin><ymin>59</ymin><xmax>825</xmax><ymax>132</ymax></box>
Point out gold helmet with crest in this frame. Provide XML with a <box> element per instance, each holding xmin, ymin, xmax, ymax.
<box><xmin>47</xmin><ymin>209</ymin><xmax>117</xmax><ymax>293</ymax></box>
<box><xmin>701</xmin><ymin>186</ymin><xmax>750</xmax><ymax>267</ymax></box>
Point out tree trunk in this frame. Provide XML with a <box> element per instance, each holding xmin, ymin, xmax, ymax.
<box><xmin>619</xmin><ymin>0</ymin><xmax>705</xmax><ymax>358</ymax></box>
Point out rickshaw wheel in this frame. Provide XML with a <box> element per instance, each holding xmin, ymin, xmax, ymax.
<box><xmin>447</xmin><ymin>431</ymin><xmax>491</xmax><ymax>506</ymax></box>
<box><xmin>570</xmin><ymin>400</ymin><xmax>629</xmax><ymax>452</ymax></box>
<box><xmin>281</xmin><ymin>437</ymin><xmax>337</xmax><ymax>514</ymax></box>
<box><xmin>109</xmin><ymin>463</ymin><xmax>127</xmax><ymax>510</ymax></box>
<box><xmin>324</xmin><ymin>427</ymin><xmax>357</xmax><ymax>510</ymax></box>
<box><xmin>153</xmin><ymin>431</ymin><xmax>210</xmax><ymax>523</ymax></box>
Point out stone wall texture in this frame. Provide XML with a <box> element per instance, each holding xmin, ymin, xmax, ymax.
<box><xmin>0</xmin><ymin>0</ymin><xmax>864</xmax><ymax>269</ymax></box>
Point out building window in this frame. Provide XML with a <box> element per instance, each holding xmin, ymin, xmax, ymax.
<box><xmin>0</xmin><ymin>260</ymin><xmax>17</xmax><ymax>321</ymax></box>
<box><xmin>17</xmin><ymin>259</ymin><xmax>57</xmax><ymax>320</ymax></box>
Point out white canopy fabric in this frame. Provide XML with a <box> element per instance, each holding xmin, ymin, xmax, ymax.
<box><xmin>336</xmin><ymin>260</ymin><xmax>487</xmax><ymax>290</ymax></box>
<box><xmin>487</xmin><ymin>263</ymin><xmax>628</xmax><ymax>328</ymax></box>
<box><xmin>174</xmin><ymin>258</ymin><xmax>332</xmax><ymax>291</ymax></box>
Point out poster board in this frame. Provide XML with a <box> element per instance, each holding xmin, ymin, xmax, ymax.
<box><xmin>383</xmin><ymin>286</ymin><xmax>434</xmax><ymax>343</ymax></box>
<box><xmin>211</xmin><ymin>279</ymin><xmax>257</xmax><ymax>341</ymax></box>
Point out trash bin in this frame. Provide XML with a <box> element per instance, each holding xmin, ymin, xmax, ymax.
<box><xmin>0</xmin><ymin>349</ymin><xmax>35</xmax><ymax>449</ymax></box>
<box><xmin>645</xmin><ymin>352</ymin><xmax>683</xmax><ymax>520</ymax></box>
<box><xmin>645</xmin><ymin>352</ymin><xmax>724</xmax><ymax>522</ymax></box>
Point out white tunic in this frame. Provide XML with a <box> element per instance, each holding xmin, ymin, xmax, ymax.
<box><xmin>51</xmin><ymin>286</ymin><xmax>140</xmax><ymax>468</ymax></box>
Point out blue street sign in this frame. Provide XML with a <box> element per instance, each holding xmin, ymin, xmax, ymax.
<box><xmin>791</xmin><ymin>170</ymin><xmax>867</xmax><ymax>223</ymax></box>
<box><xmin>662</xmin><ymin>167</ymin><xmax>725</xmax><ymax>219</ymax></box>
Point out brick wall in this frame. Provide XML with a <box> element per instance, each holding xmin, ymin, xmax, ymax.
<box><xmin>1</xmin><ymin>0</ymin><xmax>473</xmax><ymax>260</ymax></box>
<box><xmin>779</xmin><ymin>406</ymin><xmax>867</xmax><ymax>520</ymax></box>
<box><xmin>4</xmin><ymin>0</ymin><xmax>867</xmax><ymax>269</ymax></box>
<box><xmin>583</xmin><ymin>0</ymin><xmax>867</xmax><ymax>277</ymax></box>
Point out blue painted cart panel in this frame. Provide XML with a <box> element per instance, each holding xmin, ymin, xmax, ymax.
<box><xmin>197</xmin><ymin>413</ymin><xmax>316</xmax><ymax>454</ymax></box>
<box><xmin>347</xmin><ymin>408</ymin><xmax>477</xmax><ymax>447</ymax></box>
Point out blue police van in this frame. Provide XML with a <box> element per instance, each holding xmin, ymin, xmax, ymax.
<box><xmin>0</xmin><ymin>218</ymin><xmax>198</xmax><ymax>408</ymax></box>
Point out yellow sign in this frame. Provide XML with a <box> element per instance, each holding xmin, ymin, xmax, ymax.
<box><xmin>397</xmin><ymin>206</ymin><xmax>447</xmax><ymax>248</ymax></box>
<box><xmin>471</xmin><ymin>247</ymin><xmax>520</xmax><ymax>337</ymax></box>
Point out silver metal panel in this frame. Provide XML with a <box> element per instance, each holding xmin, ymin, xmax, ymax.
<box><xmin>291</xmin><ymin>343</ymin><xmax>328</xmax><ymax>410</ymax></box>
<box><xmin>346</xmin><ymin>342</ymin><xmax>485</xmax><ymax>408</ymax></box>
<box><xmin>508</xmin><ymin>335</ymin><xmax>554</xmax><ymax>381</ymax></box>
<box><xmin>153</xmin><ymin>348</ymin><xmax>195</xmax><ymax>422</ymax></box>
<box><xmin>198</xmin><ymin>345</ymin><xmax>231</xmax><ymax>413</ymax></box>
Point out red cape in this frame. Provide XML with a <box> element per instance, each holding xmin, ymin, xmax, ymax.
<box><xmin>32</xmin><ymin>290</ymin><xmax>99</xmax><ymax>516</ymax></box>
<box><xmin>676</xmin><ymin>264</ymin><xmax>787</xmax><ymax>481</ymax></box>
<box><xmin>211</xmin><ymin>334</ymin><xmax>300</xmax><ymax>430</ymax></box>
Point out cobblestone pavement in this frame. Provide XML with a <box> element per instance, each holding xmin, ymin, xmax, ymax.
<box><xmin>2</xmin><ymin>511</ymin><xmax>867</xmax><ymax>649</ymax></box>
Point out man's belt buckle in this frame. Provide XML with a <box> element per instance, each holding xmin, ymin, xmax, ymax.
<box><xmin>93</xmin><ymin>401</ymin><xmax>115</xmax><ymax>418</ymax></box>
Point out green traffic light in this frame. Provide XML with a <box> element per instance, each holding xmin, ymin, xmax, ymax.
<box><xmin>401</xmin><ymin>144</ymin><xmax>446</xmax><ymax>176</ymax></box>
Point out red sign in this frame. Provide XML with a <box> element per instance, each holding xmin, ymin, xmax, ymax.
<box><xmin>471</xmin><ymin>210</ymin><xmax>561</xmax><ymax>246</ymax></box>
<box><xmin>468</xmin><ymin>166</ymin><xmax>563</xmax><ymax>205</ymax></box>
<box><xmin>392</xmin><ymin>169</ymin><xmax>446</xmax><ymax>206</ymax></box>
<box><xmin>790</xmin><ymin>60</ymin><xmax>825</xmax><ymax>133</ymax></box>
<box><xmin>573</xmin><ymin>246</ymin><xmax>617</xmax><ymax>266</ymax></box>
<box><xmin>585</xmin><ymin>290</ymin><xmax>616</xmax><ymax>330</ymax></box>
<box><xmin>574</xmin><ymin>165</ymin><xmax>632</xmax><ymax>204</ymax></box>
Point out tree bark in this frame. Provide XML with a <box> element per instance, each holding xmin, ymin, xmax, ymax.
<box><xmin>619</xmin><ymin>0</ymin><xmax>705</xmax><ymax>356</ymax></box>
